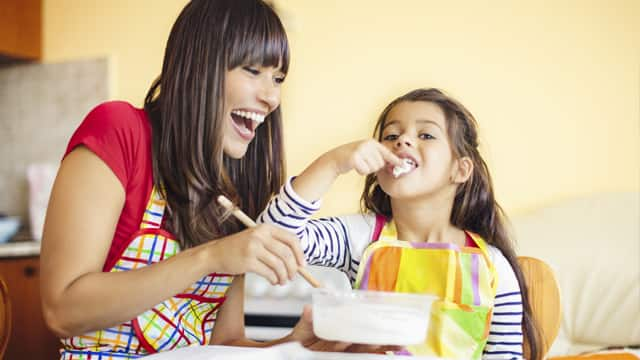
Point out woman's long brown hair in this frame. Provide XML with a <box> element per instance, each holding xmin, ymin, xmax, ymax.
<box><xmin>143</xmin><ymin>0</ymin><xmax>289</xmax><ymax>248</ymax></box>
<box><xmin>361</xmin><ymin>88</ymin><xmax>541</xmax><ymax>359</ymax></box>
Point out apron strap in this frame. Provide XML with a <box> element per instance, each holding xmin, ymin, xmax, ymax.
<box><xmin>372</xmin><ymin>214</ymin><xmax>387</xmax><ymax>242</ymax></box>
<box><xmin>140</xmin><ymin>187</ymin><xmax>166</xmax><ymax>230</ymax></box>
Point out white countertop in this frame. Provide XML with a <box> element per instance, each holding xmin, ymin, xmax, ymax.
<box><xmin>0</xmin><ymin>241</ymin><xmax>41</xmax><ymax>258</ymax></box>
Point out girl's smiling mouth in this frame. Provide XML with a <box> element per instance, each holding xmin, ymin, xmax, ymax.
<box><xmin>391</xmin><ymin>158</ymin><xmax>417</xmax><ymax>177</ymax></box>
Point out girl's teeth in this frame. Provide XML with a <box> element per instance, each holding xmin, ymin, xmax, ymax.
<box><xmin>393</xmin><ymin>158</ymin><xmax>415</xmax><ymax>178</ymax></box>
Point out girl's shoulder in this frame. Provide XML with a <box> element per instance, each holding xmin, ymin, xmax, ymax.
<box><xmin>339</xmin><ymin>213</ymin><xmax>377</xmax><ymax>236</ymax></box>
<box><xmin>485</xmin><ymin>245</ymin><xmax>510</xmax><ymax>268</ymax></box>
<box><xmin>485</xmin><ymin>245</ymin><xmax>522</xmax><ymax>293</ymax></box>
<box><xmin>337</xmin><ymin>213</ymin><xmax>377</xmax><ymax>258</ymax></box>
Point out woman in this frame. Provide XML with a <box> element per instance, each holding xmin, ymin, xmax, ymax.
<box><xmin>40</xmin><ymin>1</ymin><xmax>339</xmax><ymax>358</ymax></box>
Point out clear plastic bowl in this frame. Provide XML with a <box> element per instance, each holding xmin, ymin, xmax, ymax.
<box><xmin>312</xmin><ymin>288</ymin><xmax>435</xmax><ymax>346</ymax></box>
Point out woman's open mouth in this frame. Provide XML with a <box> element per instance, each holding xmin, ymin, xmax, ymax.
<box><xmin>230</xmin><ymin>110</ymin><xmax>264</xmax><ymax>141</ymax></box>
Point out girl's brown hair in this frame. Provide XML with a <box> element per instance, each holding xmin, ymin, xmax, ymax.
<box><xmin>144</xmin><ymin>0</ymin><xmax>289</xmax><ymax>248</ymax></box>
<box><xmin>361</xmin><ymin>88</ymin><xmax>540</xmax><ymax>359</ymax></box>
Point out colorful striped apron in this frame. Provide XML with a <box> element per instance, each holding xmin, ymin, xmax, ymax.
<box><xmin>354</xmin><ymin>215</ymin><xmax>497</xmax><ymax>359</ymax></box>
<box><xmin>60</xmin><ymin>187</ymin><xmax>233</xmax><ymax>359</ymax></box>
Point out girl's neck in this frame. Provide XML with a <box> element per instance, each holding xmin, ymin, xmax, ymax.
<box><xmin>390</xmin><ymin>191</ymin><xmax>465</xmax><ymax>246</ymax></box>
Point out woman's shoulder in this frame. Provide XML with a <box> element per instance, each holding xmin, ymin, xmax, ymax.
<box><xmin>65</xmin><ymin>100</ymin><xmax>153</xmax><ymax>185</ymax></box>
<box><xmin>84</xmin><ymin>100</ymin><xmax>148</xmax><ymax>128</ymax></box>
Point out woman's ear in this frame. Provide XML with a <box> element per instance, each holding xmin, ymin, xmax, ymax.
<box><xmin>451</xmin><ymin>156</ymin><xmax>473</xmax><ymax>184</ymax></box>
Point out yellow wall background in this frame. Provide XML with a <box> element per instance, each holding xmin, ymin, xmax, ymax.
<box><xmin>43</xmin><ymin>0</ymin><xmax>639</xmax><ymax>216</ymax></box>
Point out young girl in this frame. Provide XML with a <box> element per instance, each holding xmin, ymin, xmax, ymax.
<box><xmin>39</xmin><ymin>0</ymin><xmax>349</xmax><ymax>358</ymax></box>
<box><xmin>259</xmin><ymin>88</ymin><xmax>540</xmax><ymax>359</ymax></box>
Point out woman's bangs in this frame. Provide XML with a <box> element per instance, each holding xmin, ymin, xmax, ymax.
<box><xmin>227</xmin><ymin>5</ymin><xmax>290</xmax><ymax>73</ymax></box>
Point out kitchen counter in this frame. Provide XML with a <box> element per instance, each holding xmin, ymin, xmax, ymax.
<box><xmin>0</xmin><ymin>240</ymin><xmax>41</xmax><ymax>258</ymax></box>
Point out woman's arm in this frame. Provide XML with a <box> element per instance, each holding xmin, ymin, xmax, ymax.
<box><xmin>210</xmin><ymin>276</ymin><xmax>394</xmax><ymax>353</ymax></box>
<box><xmin>40</xmin><ymin>147</ymin><xmax>304</xmax><ymax>338</ymax></box>
<box><xmin>209</xmin><ymin>275</ymin><xmax>298</xmax><ymax>347</ymax></box>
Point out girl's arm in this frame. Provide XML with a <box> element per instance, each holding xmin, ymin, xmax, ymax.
<box><xmin>258</xmin><ymin>179</ymin><xmax>374</xmax><ymax>280</ymax></box>
<box><xmin>290</xmin><ymin>139</ymin><xmax>401</xmax><ymax>202</ymax></box>
<box><xmin>483</xmin><ymin>248</ymin><xmax>525</xmax><ymax>359</ymax></box>
<box><xmin>40</xmin><ymin>147</ymin><xmax>305</xmax><ymax>338</ymax></box>
<box><xmin>258</xmin><ymin>140</ymin><xmax>399</xmax><ymax>278</ymax></box>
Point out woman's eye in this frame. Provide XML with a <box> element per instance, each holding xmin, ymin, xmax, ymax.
<box><xmin>243</xmin><ymin>67</ymin><xmax>260</xmax><ymax>75</ymax></box>
<box><xmin>419</xmin><ymin>133</ymin><xmax>435</xmax><ymax>140</ymax></box>
<box><xmin>274</xmin><ymin>76</ymin><xmax>286</xmax><ymax>84</ymax></box>
<box><xmin>383</xmin><ymin>134</ymin><xmax>398</xmax><ymax>141</ymax></box>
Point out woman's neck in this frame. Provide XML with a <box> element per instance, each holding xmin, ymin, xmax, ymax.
<box><xmin>389</xmin><ymin>192</ymin><xmax>465</xmax><ymax>246</ymax></box>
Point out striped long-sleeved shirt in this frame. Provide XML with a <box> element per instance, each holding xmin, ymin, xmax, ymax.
<box><xmin>258</xmin><ymin>178</ymin><xmax>525</xmax><ymax>359</ymax></box>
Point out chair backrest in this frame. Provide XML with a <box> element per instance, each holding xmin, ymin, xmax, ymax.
<box><xmin>518</xmin><ymin>256</ymin><xmax>561</xmax><ymax>359</ymax></box>
<box><xmin>0</xmin><ymin>277</ymin><xmax>10</xmax><ymax>360</ymax></box>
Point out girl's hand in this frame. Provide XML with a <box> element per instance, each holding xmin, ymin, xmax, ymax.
<box><xmin>208</xmin><ymin>224</ymin><xmax>305</xmax><ymax>285</ymax></box>
<box><xmin>289</xmin><ymin>305</ymin><xmax>403</xmax><ymax>354</ymax></box>
<box><xmin>329</xmin><ymin>139</ymin><xmax>402</xmax><ymax>176</ymax></box>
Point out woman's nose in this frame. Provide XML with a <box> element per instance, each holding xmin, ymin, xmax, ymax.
<box><xmin>259</xmin><ymin>81</ymin><xmax>280</xmax><ymax>113</ymax></box>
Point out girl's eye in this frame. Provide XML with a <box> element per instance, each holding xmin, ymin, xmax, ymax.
<box><xmin>383</xmin><ymin>134</ymin><xmax>398</xmax><ymax>141</ymax></box>
<box><xmin>419</xmin><ymin>133</ymin><xmax>435</xmax><ymax>140</ymax></box>
<box><xmin>274</xmin><ymin>75</ymin><xmax>286</xmax><ymax>84</ymax></box>
<box><xmin>243</xmin><ymin>67</ymin><xmax>260</xmax><ymax>75</ymax></box>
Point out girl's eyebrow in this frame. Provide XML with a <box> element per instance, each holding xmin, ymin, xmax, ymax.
<box><xmin>383</xmin><ymin>119</ymin><xmax>443</xmax><ymax>130</ymax></box>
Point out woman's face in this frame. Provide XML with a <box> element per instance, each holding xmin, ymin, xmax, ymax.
<box><xmin>222</xmin><ymin>64</ymin><xmax>285</xmax><ymax>158</ymax></box>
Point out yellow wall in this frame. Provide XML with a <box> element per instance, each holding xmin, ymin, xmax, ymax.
<box><xmin>44</xmin><ymin>0</ymin><xmax>639</xmax><ymax>216</ymax></box>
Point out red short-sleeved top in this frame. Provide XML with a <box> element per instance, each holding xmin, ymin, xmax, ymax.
<box><xmin>64</xmin><ymin>101</ymin><xmax>154</xmax><ymax>271</ymax></box>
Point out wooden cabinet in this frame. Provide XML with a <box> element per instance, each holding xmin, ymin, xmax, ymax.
<box><xmin>0</xmin><ymin>0</ymin><xmax>42</xmax><ymax>61</ymax></box>
<box><xmin>0</xmin><ymin>256</ymin><xmax>60</xmax><ymax>359</ymax></box>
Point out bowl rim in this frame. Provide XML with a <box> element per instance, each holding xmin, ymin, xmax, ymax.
<box><xmin>312</xmin><ymin>287</ymin><xmax>438</xmax><ymax>301</ymax></box>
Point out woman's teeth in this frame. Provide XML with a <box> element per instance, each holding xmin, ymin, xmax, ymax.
<box><xmin>231</xmin><ymin>110</ymin><xmax>265</xmax><ymax>123</ymax></box>
<box><xmin>393</xmin><ymin>158</ymin><xmax>416</xmax><ymax>178</ymax></box>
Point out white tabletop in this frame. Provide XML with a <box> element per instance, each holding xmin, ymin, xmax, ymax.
<box><xmin>144</xmin><ymin>342</ymin><xmax>442</xmax><ymax>360</ymax></box>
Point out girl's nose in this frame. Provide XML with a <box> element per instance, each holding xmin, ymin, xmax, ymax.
<box><xmin>395</xmin><ymin>134</ymin><xmax>413</xmax><ymax>148</ymax></box>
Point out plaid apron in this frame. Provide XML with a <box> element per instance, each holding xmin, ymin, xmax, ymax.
<box><xmin>354</xmin><ymin>215</ymin><xmax>497</xmax><ymax>360</ymax></box>
<box><xmin>60</xmin><ymin>187</ymin><xmax>233</xmax><ymax>359</ymax></box>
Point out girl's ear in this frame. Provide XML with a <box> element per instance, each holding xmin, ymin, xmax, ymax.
<box><xmin>452</xmin><ymin>156</ymin><xmax>473</xmax><ymax>184</ymax></box>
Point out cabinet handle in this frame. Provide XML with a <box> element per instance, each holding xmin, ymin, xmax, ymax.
<box><xmin>24</xmin><ymin>265</ymin><xmax>38</xmax><ymax>277</ymax></box>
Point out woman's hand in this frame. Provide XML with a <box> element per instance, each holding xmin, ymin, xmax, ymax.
<box><xmin>207</xmin><ymin>224</ymin><xmax>306</xmax><ymax>285</ymax></box>
<box><xmin>329</xmin><ymin>139</ymin><xmax>402</xmax><ymax>176</ymax></box>
<box><xmin>289</xmin><ymin>305</ymin><xmax>402</xmax><ymax>354</ymax></box>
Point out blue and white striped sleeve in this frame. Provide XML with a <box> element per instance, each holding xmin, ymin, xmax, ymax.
<box><xmin>257</xmin><ymin>177</ymin><xmax>371</xmax><ymax>277</ymax></box>
<box><xmin>483</xmin><ymin>247</ymin><xmax>525</xmax><ymax>360</ymax></box>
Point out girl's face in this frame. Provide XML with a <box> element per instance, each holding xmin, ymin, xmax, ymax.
<box><xmin>377</xmin><ymin>101</ymin><xmax>463</xmax><ymax>200</ymax></box>
<box><xmin>222</xmin><ymin>64</ymin><xmax>285</xmax><ymax>158</ymax></box>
